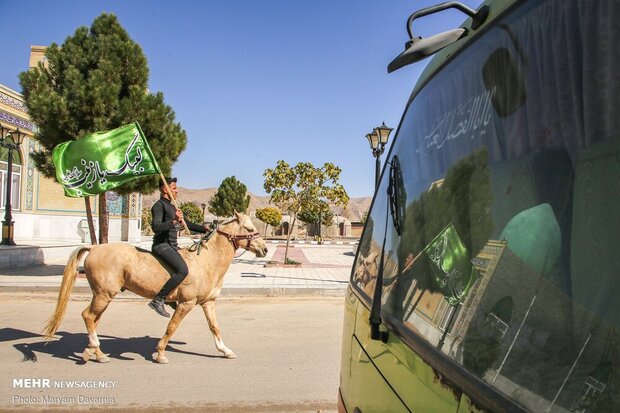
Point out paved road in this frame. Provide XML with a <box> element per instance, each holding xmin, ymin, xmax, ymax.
<box><xmin>0</xmin><ymin>294</ymin><xmax>344</xmax><ymax>412</ymax></box>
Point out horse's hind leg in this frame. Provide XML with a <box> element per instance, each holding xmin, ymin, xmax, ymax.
<box><xmin>155</xmin><ymin>300</ymin><xmax>196</xmax><ymax>364</ymax></box>
<box><xmin>81</xmin><ymin>294</ymin><xmax>112</xmax><ymax>363</ymax></box>
<box><xmin>201</xmin><ymin>300</ymin><xmax>236</xmax><ymax>359</ymax></box>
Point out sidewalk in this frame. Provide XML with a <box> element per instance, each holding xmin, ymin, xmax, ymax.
<box><xmin>0</xmin><ymin>242</ymin><xmax>356</xmax><ymax>297</ymax></box>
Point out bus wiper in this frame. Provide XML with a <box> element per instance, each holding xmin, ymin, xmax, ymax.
<box><xmin>369</xmin><ymin>234</ymin><xmax>389</xmax><ymax>343</ymax></box>
<box><xmin>369</xmin><ymin>160</ymin><xmax>400</xmax><ymax>343</ymax></box>
<box><xmin>388</xmin><ymin>156</ymin><xmax>403</xmax><ymax>235</ymax></box>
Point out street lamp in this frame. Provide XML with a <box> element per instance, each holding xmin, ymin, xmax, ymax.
<box><xmin>366</xmin><ymin>122</ymin><xmax>393</xmax><ymax>189</ymax></box>
<box><xmin>0</xmin><ymin>126</ymin><xmax>26</xmax><ymax>246</ymax></box>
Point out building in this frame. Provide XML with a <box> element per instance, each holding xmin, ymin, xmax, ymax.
<box><xmin>267</xmin><ymin>214</ymin><xmax>352</xmax><ymax>239</ymax></box>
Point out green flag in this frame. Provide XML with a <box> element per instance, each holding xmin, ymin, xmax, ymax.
<box><xmin>424</xmin><ymin>223</ymin><xmax>479</xmax><ymax>305</ymax></box>
<box><xmin>52</xmin><ymin>122</ymin><xmax>160</xmax><ymax>197</ymax></box>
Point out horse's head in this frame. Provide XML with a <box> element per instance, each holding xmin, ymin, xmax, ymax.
<box><xmin>217</xmin><ymin>211</ymin><xmax>268</xmax><ymax>257</ymax></box>
<box><xmin>354</xmin><ymin>250</ymin><xmax>379</xmax><ymax>286</ymax></box>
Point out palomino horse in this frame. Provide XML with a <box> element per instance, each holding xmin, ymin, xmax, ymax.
<box><xmin>44</xmin><ymin>211</ymin><xmax>268</xmax><ymax>364</ymax></box>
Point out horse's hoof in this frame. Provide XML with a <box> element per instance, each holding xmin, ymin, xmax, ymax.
<box><xmin>96</xmin><ymin>354</ymin><xmax>110</xmax><ymax>363</ymax></box>
<box><xmin>155</xmin><ymin>355</ymin><xmax>169</xmax><ymax>364</ymax></box>
<box><xmin>82</xmin><ymin>348</ymin><xmax>95</xmax><ymax>362</ymax></box>
<box><xmin>224</xmin><ymin>352</ymin><xmax>237</xmax><ymax>359</ymax></box>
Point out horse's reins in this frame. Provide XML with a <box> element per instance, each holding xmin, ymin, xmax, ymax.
<box><xmin>216</xmin><ymin>228</ymin><xmax>261</xmax><ymax>251</ymax></box>
<box><xmin>189</xmin><ymin>218</ymin><xmax>260</xmax><ymax>255</ymax></box>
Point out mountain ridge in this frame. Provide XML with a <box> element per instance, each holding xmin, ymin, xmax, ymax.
<box><xmin>142</xmin><ymin>187</ymin><xmax>371</xmax><ymax>222</ymax></box>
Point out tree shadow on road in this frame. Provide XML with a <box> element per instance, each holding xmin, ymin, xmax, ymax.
<box><xmin>2</xmin><ymin>328</ymin><xmax>224</xmax><ymax>364</ymax></box>
<box><xmin>232</xmin><ymin>258</ymin><xmax>268</xmax><ymax>265</ymax></box>
<box><xmin>266</xmin><ymin>275</ymin><xmax>347</xmax><ymax>284</ymax></box>
<box><xmin>240</xmin><ymin>272</ymin><xmax>267</xmax><ymax>278</ymax></box>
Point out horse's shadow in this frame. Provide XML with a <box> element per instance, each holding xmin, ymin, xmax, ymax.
<box><xmin>2</xmin><ymin>328</ymin><xmax>224</xmax><ymax>364</ymax></box>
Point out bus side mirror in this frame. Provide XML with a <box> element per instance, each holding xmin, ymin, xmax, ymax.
<box><xmin>388</xmin><ymin>3</ymin><xmax>490</xmax><ymax>73</ymax></box>
<box><xmin>388</xmin><ymin>29</ymin><xmax>466</xmax><ymax>73</ymax></box>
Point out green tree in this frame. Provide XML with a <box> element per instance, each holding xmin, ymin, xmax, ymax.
<box><xmin>255</xmin><ymin>207</ymin><xmax>282</xmax><ymax>237</ymax></box>
<box><xmin>298</xmin><ymin>206</ymin><xmax>334</xmax><ymax>239</ymax></box>
<box><xmin>298</xmin><ymin>206</ymin><xmax>335</xmax><ymax>227</ymax></box>
<box><xmin>208</xmin><ymin>176</ymin><xmax>250</xmax><ymax>217</ymax></box>
<box><xmin>263</xmin><ymin>161</ymin><xmax>349</xmax><ymax>262</ymax></box>
<box><xmin>179</xmin><ymin>202</ymin><xmax>204</xmax><ymax>227</ymax></box>
<box><xmin>19</xmin><ymin>13</ymin><xmax>186</xmax><ymax>243</ymax></box>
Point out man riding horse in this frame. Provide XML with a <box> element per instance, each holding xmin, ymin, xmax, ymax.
<box><xmin>44</xmin><ymin>207</ymin><xmax>268</xmax><ymax>364</ymax></box>
<box><xmin>149</xmin><ymin>176</ymin><xmax>207</xmax><ymax>317</ymax></box>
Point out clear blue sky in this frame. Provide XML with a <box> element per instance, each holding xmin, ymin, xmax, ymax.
<box><xmin>0</xmin><ymin>0</ymin><xmax>481</xmax><ymax>198</ymax></box>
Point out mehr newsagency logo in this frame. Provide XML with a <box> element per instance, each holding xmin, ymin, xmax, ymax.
<box><xmin>12</xmin><ymin>378</ymin><xmax>117</xmax><ymax>406</ymax></box>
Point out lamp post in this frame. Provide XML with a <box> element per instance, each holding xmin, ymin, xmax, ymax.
<box><xmin>335</xmin><ymin>212</ymin><xmax>340</xmax><ymax>238</ymax></box>
<box><xmin>366</xmin><ymin>122</ymin><xmax>393</xmax><ymax>189</ymax></box>
<box><xmin>0</xmin><ymin>126</ymin><xmax>26</xmax><ymax>246</ymax></box>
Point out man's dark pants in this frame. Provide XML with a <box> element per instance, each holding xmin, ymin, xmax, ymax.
<box><xmin>152</xmin><ymin>243</ymin><xmax>189</xmax><ymax>299</ymax></box>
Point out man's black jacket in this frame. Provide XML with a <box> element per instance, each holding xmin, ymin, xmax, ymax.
<box><xmin>151</xmin><ymin>197</ymin><xmax>206</xmax><ymax>249</ymax></box>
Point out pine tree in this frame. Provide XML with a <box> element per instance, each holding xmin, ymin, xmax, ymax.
<box><xmin>19</xmin><ymin>13</ymin><xmax>186</xmax><ymax>243</ymax></box>
<box><xmin>208</xmin><ymin>176</ymin><xmax>250</xmax><ymax>217</ymax></box>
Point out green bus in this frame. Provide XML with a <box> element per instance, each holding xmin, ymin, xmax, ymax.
<box><xmin>339</xmin><ymin>0</ymin><xmax>619</xmax><ymax>412</ymax></box>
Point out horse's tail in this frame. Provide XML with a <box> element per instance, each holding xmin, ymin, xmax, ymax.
<box><xmin>43</xmin><ymin>246</ymin><xmax>91</xmax><ymax>341</ymax></box>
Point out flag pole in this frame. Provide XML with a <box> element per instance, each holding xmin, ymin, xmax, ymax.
<box><xmin>132</xmin><ymin>122</ymin><xmax>190</xmax><ymax>235</ymax></box>
<box><xmin>159</xmin><ymin>173</ymin><xmax>190</xmax><ymax>234</ymax></box>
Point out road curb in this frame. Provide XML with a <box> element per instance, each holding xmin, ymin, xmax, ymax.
<box><xmin>221</xmin><ymin>287</ymin><xmax>346</xmax><ymax>297</ymax></box>
<box><xmin>0</xmin><ymin>285</ymin><xmax>346</xmax><ymax>298</ymax></box>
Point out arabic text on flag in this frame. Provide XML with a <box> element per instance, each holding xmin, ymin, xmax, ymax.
<box><xmin>52</xmin><ymin>122</ymin><xmax>159</xmax><ymax>197</ymax></box>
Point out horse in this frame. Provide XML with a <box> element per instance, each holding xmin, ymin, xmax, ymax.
<box><xmin>43</xmin><ymin>211</ymin><xmax>268</xmax><ymax>364</ymax></box>
<box><xmin>354</xmin><ymin>251</ymin><xmax>379</xmax><ymax>295</ymax></box>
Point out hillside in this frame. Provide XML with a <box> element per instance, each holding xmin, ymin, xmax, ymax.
<box><xmin>142</xmin><ymin>187</ymin><xmax>372</xmax><ymax>222</ymax></box>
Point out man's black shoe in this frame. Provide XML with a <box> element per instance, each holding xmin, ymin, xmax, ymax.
<box><xmin>165</xmin><ymin>301</ymin><xmax>177</xmax><ymax>311</ymax></box>
<box><xmin>149</xmin><ymin>296</ymin><xmax>170</xmax><ymax>318</ymax></box>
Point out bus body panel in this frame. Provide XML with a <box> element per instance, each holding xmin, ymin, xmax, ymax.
<box><xmin>352</xmin><ymin>294</ymin><xmax>462</xmax><ymax>412</ymax></box>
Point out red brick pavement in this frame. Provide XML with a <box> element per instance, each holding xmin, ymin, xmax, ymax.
<box><xmin>269</xmin><ymin>245</ymin><xmax>350</xmax><ymax>268</ymax></box>
<box><xmin>270</xmin><ymin>245</ymin><xmax>309</xmax><ymax>264</ymax></box>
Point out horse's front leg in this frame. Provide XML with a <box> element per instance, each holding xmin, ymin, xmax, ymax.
<box><xmin>155</xmin><ymin>300</ymin><xmax>196</xmax><ymax>364</ymax></box>
<box><xmin>201</xmin><ymin>300</ymin><xmax>236</xmax><ymax>359</ymax></box>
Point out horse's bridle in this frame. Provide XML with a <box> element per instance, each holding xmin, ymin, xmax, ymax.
<box><xmin>189</xmin><ymin>218</ymin><xmax>260</xmax><ymax>255</ymax></box>
<box><xmin>216</xmin><ymin>228</ymin><xmax>261</xmax><ymax>250</ymax></box>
